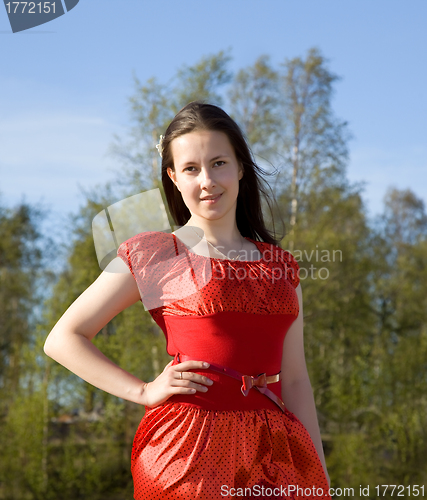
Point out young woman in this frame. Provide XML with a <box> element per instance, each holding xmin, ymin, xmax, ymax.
<box><xmin>44</xmin><ymin>102</ymin><xmax>331</xmax><ymax>499</ymax></box>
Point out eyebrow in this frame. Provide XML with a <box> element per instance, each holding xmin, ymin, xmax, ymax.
<box><xmin>181</xmin><ymin>155</ymin><xmax>230</xmax><ymax>168</ymax></box>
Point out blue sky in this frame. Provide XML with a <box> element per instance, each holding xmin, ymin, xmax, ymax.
<box><xmin>1</xmin><ymin>0</ymin><xmax>426</xmax><ymax>232</ymax></box>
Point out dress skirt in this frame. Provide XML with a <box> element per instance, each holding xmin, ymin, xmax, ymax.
<box><xmin>131</xmin><ymin>402</ymin><xmax>331</xmax><ymax>500</ymax></box>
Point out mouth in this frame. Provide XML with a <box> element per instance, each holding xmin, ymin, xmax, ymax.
<box><xmin>201</xmin><ymin>193</ymin><xmax>223</xmax><ymax>202</ymax></box>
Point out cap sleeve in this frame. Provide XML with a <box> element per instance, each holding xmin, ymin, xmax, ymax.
<box><xmin>116</xmin><ymin>231</ymin><xmax>176</xmax><ymax>299</ymax></box>
<box><xmin>280</xmin><ymin>250</ymin><xmax>300</xmax><ymax>289</ymax></box>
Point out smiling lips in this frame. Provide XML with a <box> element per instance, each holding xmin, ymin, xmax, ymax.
<box><xmin>201</xmin><ymin>193</ymin><xmax>223</xmax><ymax>202</ymax></box>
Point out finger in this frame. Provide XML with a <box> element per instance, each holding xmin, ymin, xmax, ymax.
<box><xmin>162</xmin><ymin>360</ymin><xmax>174</xmax><ymax>372</ymax></box>
<box><xmin>174</xmin><ymin>374</ymin><xmax>211</xmax><ymax>392</ymax></box>
<box><xmin>174</xmin><ymin>379</ymin><xmax>209</xmax><ymax>393</ymax></box>
<box><xmin>170</xmin><ymin>386</ymin><xmax>197</xmax><ymax>395</ymax></box>
<box><xmin>175</xmin><ymin>360</ymin><xmax>210</xmax><ymax>371</ymax></box>
<box><xmin>177</xmin><ymin>371</ymin><xmax>213</xmax><ymax>387</ymax></box>
<box><xmin>195</xmin><ymin>374</ymin><xmax>214</xmax><ymax>386</ymax></box>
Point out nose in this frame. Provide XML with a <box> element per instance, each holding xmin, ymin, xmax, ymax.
<box><xmin>199</xmin><ymin>166</ymin><xmax>217</xmax><ymax>189</ymax></box>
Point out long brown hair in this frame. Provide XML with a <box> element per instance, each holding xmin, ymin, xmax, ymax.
<box><xmin>160</xmin><ymin>101</ymin><xmax>285</xmax><ymax>245</ymax></box>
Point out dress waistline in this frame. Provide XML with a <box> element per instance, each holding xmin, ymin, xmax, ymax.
<box><xmin>175</xmin><ymin>352</ymin><xmax>286</xmax><ymax>413</ymax></box>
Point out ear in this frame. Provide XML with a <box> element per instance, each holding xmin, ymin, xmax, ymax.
<box><xmin>167</xmin><ymin>167</ymin><xmax>180</xmax><ymax>192</ymax></box>
<box><xmin>238</xmin><ymin>162</ymin><xmax>244</xmax><ymax>180</ymax></box>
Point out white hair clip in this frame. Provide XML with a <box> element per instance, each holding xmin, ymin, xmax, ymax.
<box><xmin>155</xmin><ymin>135</ymin><xmax>164</xmax><ymax>158</ymax></box>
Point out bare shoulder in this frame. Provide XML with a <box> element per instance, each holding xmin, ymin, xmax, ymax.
<box><xmin>91</xmin><ymin>257</ymin><xmax>141</xmax><ymax>312</ymax></box>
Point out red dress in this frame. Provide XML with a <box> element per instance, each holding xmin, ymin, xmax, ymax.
<box><xmin>117</xmin><ymin>231</ymin><xmax>331</xmax><ymax>500</ymax></box>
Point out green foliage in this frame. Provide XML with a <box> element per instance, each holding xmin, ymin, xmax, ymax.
<box><xmin>175</xmin><ymin>49</ymin><xmax>232</xmax><ymax>107</ymax></box>
<box><xmin>228</xmin><ymin>55</ymin><xmax>281</xmax><ymax>156</ymax></box>
<box><xmin>1</xmin><ymin>49</ymin><xmax>426</xmax><ymax>498</ymax></box>
<box><xmin>0</xmin><ymin>203</ymin><xmax>43</xmax><ymax>398</ymax></box>
<box><xmin>1</xmin><ymin>392</ymin><xmax>47</xmax><ymax>499</ymax></box>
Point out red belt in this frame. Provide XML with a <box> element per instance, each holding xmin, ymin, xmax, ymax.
<box><xmin>174</xmin><ymin>353</ymin><xmax>287</xmax><ymax>413</ymax></box>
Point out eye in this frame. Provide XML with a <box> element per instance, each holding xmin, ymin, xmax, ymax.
<box><xmin>183</xmin><ymin>166</ymin><xmax>197</xmax><ymax>172</ymax></box>
<box><xmin>214</xmin><ymin>160</ymin><xmax>225</xmax><ymax>167</ymax></box>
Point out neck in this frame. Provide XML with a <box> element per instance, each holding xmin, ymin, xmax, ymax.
<box><xmin>186</xmin><ymin>214</ymin><xmax>241</xmax><ymax>247</ymax></box>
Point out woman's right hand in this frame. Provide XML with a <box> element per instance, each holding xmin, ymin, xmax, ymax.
<box><xmin>141</xmin><ymin>359</ymin><xmax>214</xmax><ymax>408</ymax></box>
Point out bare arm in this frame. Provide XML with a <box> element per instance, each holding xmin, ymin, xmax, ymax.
<box><xmin>44</xmin><ymin>258</ymin><xmax>213</xmax><ymax>406</ymax></box>
<box><xmin>44</xmin><ymin>259</ymin><xmax>150</xmax><ymax>404</ymax></box>
<box><xmin>280</xmin><ymin>283</ymin><xmax>330</xmax><ymax>486</ymax></box>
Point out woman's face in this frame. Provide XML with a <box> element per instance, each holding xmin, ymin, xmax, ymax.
<box><xmin>167</xmin><ymin>130</ymin><xmax>243</xmax><ymax>223</ymax></box>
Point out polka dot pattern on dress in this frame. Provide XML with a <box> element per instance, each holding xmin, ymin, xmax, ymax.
<box><xmin>116</xmin><ymin>231</ymin><xmax>330</xmax><ymax>500</ymax></box>
<box><xmin>131</xmin><ymin>404</ymin><xmax>331</xmax><ymax>499</ymax></box>
<box><xmin>117</xmin><ymin>231</ymin><xmax>300</xmax><ymax>321</ymax></box>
